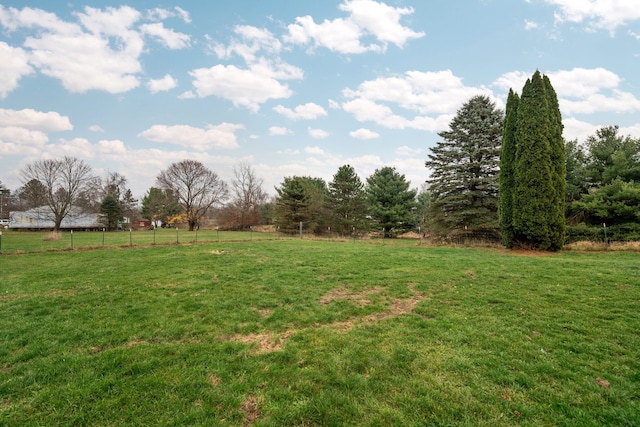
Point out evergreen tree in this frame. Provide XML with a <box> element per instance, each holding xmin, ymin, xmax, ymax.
<box><xmin>499</xmin><ymin>89</ymin><xmax>519</xmax><ymax>246</ymax></box>
<box><xmin>511</xmin><ymin>70</ymin><xmax>565</xmax><ymax>251</ymax></box>
<box><xmin>544</xmin><ymin>75</ymin><xmax>566</xmax><ymax>248</ymax></box>
<box><xmin>275</xmin><ymin>176</ymin><xmax>329</xmax><ymax>234</ymax></box>
<box><xmin>141</xmin><ymin>187</ymin><xmax>181</xmax><ymax>227</ymax></box>
<box><xmin>99</xmin><ymin>194</ymin><xmax>122</xmax><ymax>231</ymax></box>
<box><xmin>426</xmin><ymin>95</ymin><xmax>504</xmax><ymax>236</ymax></box>
<box><xmin>366</xmin><ymin>167</ymin><xmax>416</xmax><ymax>238</ymax></box>
<box><xmin>584</xmin><ymin>126</ymin><xmax>640</xmax><ymax>186</ymax></box>
<box><xmin>327</xmin><ymin>165</ymin><xmax>368</xmax><ymax>235</ymax></box>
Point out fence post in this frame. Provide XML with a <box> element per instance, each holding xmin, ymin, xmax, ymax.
<box><xmin>176</xmin><ymin>227</ymin><xmax>179</xmax><ymax>244</ymax></box>
<box><xmin>0</xmin><ymin>230</ymin><xmax>3</xmax><ymax>253</ymax></box>
<box><xmin>102</xmin><ymin>228</ymin><xmax>105</xmax><ymax>246</ymax></box>
<box><xmin>70</xmin><ymin>230</ymin><xmax>74</xmax><ymax>250</ymax></box>
<box><xmin>603</xmin><ymin>223</ymin><xmax>608</xmax><ymax>249</ymax></box>
<box><xmin>299</xmin><ymin>221</ymin><xmax>303</xmax><ymax>239</ymax></box>
<box><xmin>129</xmin><ymin>228</ymin><xmax>133</xmax><ymax>247</ymax></box>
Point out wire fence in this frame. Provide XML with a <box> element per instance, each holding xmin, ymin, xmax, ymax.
<box><xmin>0</xmin><ymin>227</ymin><xmax>392</xmax><ymax>254</ymax></box>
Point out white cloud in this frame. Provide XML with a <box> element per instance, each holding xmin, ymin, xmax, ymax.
<box><xmin>189</xmin><ymin>65</ymin><xmax>295</xmax><ymax>112</ymax></box>
<box><xmin>493</xmin><ymin>68</ymin><xmax>640</xmax><ymax>116</ymax></box>
<box><xmin>524</xmin><ymin>20</ymin><xmax>539</xmax><ymax>30</ymax></box>
<box><xmin>0</xmin><ymin>5</ymin><xmax>193</xmax><ymax>95</ymax></box>
<box><xmin>211</xmin><ymin>25</ymin><xmax>282</xmax><ymax>62</ymax></box>
<box><xmin>3</xmin><ymin>5</ymin><xmax>145</xmax><ymax>93</ymax></box>
<box><xmin>174</xmin><ymin>7</ymin><xmax>191</xmax><ymax>24</ymax></box>
<box><xmin>139</xmin><ymin>123</ymin><xmax>244</xmax><ymax>150</ymax></box>
<box><xmin>273</xmin><ymin>102</ymin><xmax>328</xmax><ymax>120</ymax></box>
<box><xmin>89</xmin><ymin>125</ymin><xmax>105</xmax><ymax>133</ymax></box>
<box><xmin>146</xmin><ymin>7</ymin><xmax>191</xmax><ymax>24</ymax></box>
<box><xmin>338</xmin><ymin>70</ymin><xmax>492</xmax><ymax>132</ymax></box>
<box><xmin>620</xmin><ymin>123</ymin><xmax>640</xmax><ymax>138</ymax></box>
<box><xmin>543</xmin><ymin>0</ymin><xmax>640</xmax><ymax>33</ymax></box>
<box><xmin>308</xmin><ymin>128</ymin><xmax>329</xmax><ymax>139</ymax></box>
<box><xmin>147</xmin><ymin>74</ymin><xmax>178</xmax><ymax>93</ymax></box>
<box><xmin>396</xmin><ymin>145</ymin><xmax>422</xmax><ymax>157</ymax></box>
<box><xmin>349</xmin><ymin>128</ymin><xmax>380</xmax><ymax>139</ymax></box>
<box><xmin>563</xmin><ymin>117</ymin><xmax>599</xmax><ymax>141</ymax></box>
<box><xmin>305</xmin><ymin>146</ymin><xmax>326</xmax><ymax>155</ymax></box>
<box><xmin>51</xmin><ymin>137</ymin><xmax>95</xmax><ymax>159</ymax></box>
<box><xmin>276</xmin><ymin>148</ymin><xmax>300</xmax><ymax>155</ymax></box>
<box><xmin>0</xmin><ymin>108</ymin><xmax>73</xmax><ymax>131</ymax></box>
<box><xmin>193</xmin><ymin>25</ymin><xmax>303</xmax><ymax>111</ymax></box>
<box><xmin>97</xmin><ymin>139</ymin><xmax>127</xmax><ymax>158</ymax></box>
<box><xmin>269</xmin><ymin>126</ymin><xmax>292</xmax><ymax>136</ymax></box>
<box><xmin>140</xmin><ymin>22</ymin><xmax>190</xmax><ymax>49</ymax></box>
<box><xmin>178</xmin><ymin>90</ymin><xmax>196</xmax><ymax>99</ymax></box>
<box><xmin>284</xmin><ymin>0</ymin><xmax>424</xmax><ymax>54</ymax></box>
<box><xmin>0</xmin><ymin>42</ymin><xmax>33</xmax><ymax>98</ymax></box>
<box><xmin>0</xmin><ymin>126</ymin><xmax>48</xmax><ymax>156</ymax></box>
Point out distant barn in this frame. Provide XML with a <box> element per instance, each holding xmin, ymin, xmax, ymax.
<box><xmin>9</xmin><ymin>207</ymin><xmax>101</xmax><ymax>230</ymax></box>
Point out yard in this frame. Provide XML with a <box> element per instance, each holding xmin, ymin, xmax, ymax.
<box><xmin>1</xmin><ymin>239</ymin><xmax>638</xmax><ymax>425</ymax></box>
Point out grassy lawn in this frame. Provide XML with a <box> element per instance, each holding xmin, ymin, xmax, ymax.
<box><xmin>1</xmin><ymin>240</ymin><xmax>639</xmax><ymax>426</ymax></box>
<box><xmin>0</xmin><ymin>228</ymin><xmax>279</xmax><ymax>253</ymax></box>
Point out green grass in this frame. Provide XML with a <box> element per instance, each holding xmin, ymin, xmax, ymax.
<box><xmin>1</xmin><ymin>240</ymin><xmax>639</xmax><ymax>426</ymax></box>
<box><xmin>0</xmin><ymin>228</ymin><xmax>279</xmax><ymax>253</ymax></box>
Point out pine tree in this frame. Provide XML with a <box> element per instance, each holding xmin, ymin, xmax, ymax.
<box><xmin>327</xmin><ymin>165</ymin><xmax>368</xmax><ymax>235</ymax></box>
<box><xmin>366</xmin><ymin>167</ymin><xmax>416</xmax><ymax>238</ymax></box>
<box><xmin>499</xmin><ymin>89</ymin><xmax>519</xmax><ymax>247</ymax></box>
<box><xmin>511</xmin><ymin>70</ymin><xmax>565</xmax><ymax>250</ymax></box>
<box><xmin>426</xmin><ymin>95</ymin><xmax>504</xmax><ymax>236</ymax></box>
<box><xmin>275</xmin><ymin>176</ymin><xmax>328</xmax><ymax>234</ymax></box>
<box><xmin>100</xmin><ymin>194</ymin><xmax>122</xmax><ymax>231</ymax></box>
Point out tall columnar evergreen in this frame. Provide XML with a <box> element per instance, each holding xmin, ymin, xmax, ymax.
<box><xmin>544</xmin><ymin>75</ymin><xmax>566</xmax><ymax>248</ymax></box>
<box><xmin>498</xmin><ymin>89</ymin><xmax>519</xmax><ymax>247</ymax></box>
<box><xmin>503</xmin><ymin>70</ymin><xmax>566</xmax><ymax>251</ymax></box>
<box><xmin>426</xmin><ymin>95</ymin><xmax>504</xmax><ymax>236</ymax></box>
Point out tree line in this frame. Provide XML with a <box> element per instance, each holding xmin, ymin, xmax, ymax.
<box><xmin>1</xmin><ymin>70</ymin><xmax>638</xmax><ymax>248</ymax></box>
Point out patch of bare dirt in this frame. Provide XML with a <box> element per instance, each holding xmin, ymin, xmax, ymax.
<box><xmin>464</xmin><ymin>270</ymin><xmax>477</xmax><ymax>279</ymax></box>
<box><xmin>596</xmin><ymin>377</ymin><xmax>611</xmax><ymax>388</ymax></box>
<box><xmin>231</xmin><ymin>330</ymin><xmax>295</xmax><ymax>354</ymax></box>
<box><xmin>147</xmin><ymin>282</ymin><xmax>180</xmax><ymax>288</ymax></box>
<box><xmin>1</xmin><ymin>293</ymin><xmax>28</xmax><ymax>302</ymax></box>
<box><xmin>241</xmin><ymin>395</ymin><xmax>261</xmax><ymax>426</ymax></box>
<box><xmin>123</xmin><ymin>339</ymin><xmax>149</xmax><ymax>348</ymax></box>
<box><xmin>228</xmin><ymin>284</ymin><xmax>428</xmax><ymax>352</ymax></box>
<box><xmin>45</xmin><ymin>288</ymin><xmax>78</xmax><ymax>298</ymax></box>
<box><xmin>320</xmin><ymin>286</ymin><xmax>382</xmax><ymax>307</ymax></box>
<box><xmin>252</xmin><ymin>308</ymin><xmax>272</xmax><ymax>318</ymax></box>
<box><xmin>209</xmin><ymin>250</ymin><xmax>225</xmax><ymax>255</ymax></box>
<box><xmin>208</xmin><ymin>373</ymin><xmax>221</xmax><ymax>386</ymax></box>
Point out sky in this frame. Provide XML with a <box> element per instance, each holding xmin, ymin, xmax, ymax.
<box><xmin>0</xmin><ymin>0</ymin><xmax>639</xmax><ymax>199</ymax></box>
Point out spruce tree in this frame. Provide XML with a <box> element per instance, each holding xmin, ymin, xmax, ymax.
<box><xmin>426</xmin><ymin>95</ymin><xmax>504</xmax><ymax>236</ymax></box>
<box><xmin>511</xmin><ymin>70</ymin><xmax>565</xmax><ymax>250</ymax></box>
<box><xmin>327</xmin><ymin>165</ymin><xmax>368</xmax><ymax>235</ymax></box>
<box><xmin>498</xmin><ymin>89</ymin><xmax>519</xmax><ymax>247</ymax></box>
<box><xmin>365</xmin><ymin>167</ymin><xmax>416</xmax><ymax>238</ymax></box>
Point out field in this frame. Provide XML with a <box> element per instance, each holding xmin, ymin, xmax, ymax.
<box><xmin>1</xmin><ymin>237</ymin><xmax>639</xmax><ymax>426</ymax></box>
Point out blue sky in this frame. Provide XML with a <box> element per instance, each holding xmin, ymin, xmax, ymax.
<box><xmin>0</xmin><ymin>0</ymin><xmax>639</xmax><ymax>198</ymax></box>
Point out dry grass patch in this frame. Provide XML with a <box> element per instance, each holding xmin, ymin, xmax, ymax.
<box><xmin>231</xmin><ymin>331</ymin><xmax>295</xmax><ymax>354</ymax></box>
<box><xmin>42</xmin><ymin>231</ymin><xmax>62</xmax><ymax>241</ymax></box>
<box><xmin>320</xmin><ymin>286</ymin><xmax>382</xmax><ymax>307</ymax></box>
<box><xmin>241</xmin><ymin>395</ymin><xmax>261</xmax><ymax>426</ymax></box>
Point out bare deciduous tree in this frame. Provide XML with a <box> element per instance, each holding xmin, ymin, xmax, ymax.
<box><xmin>229</xmin><ymin>162</ymin><xmax>267</xmax><ymax>230</ymax></box>
<box><xmin>156</xmin><ymin>160</ymin><xmax>228</xmax><ymax>231</ymax></box>
<box><xmin>20</xmin><ymin>156</ymin><xmax>97</xmax><ymax>231</ymax></box>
